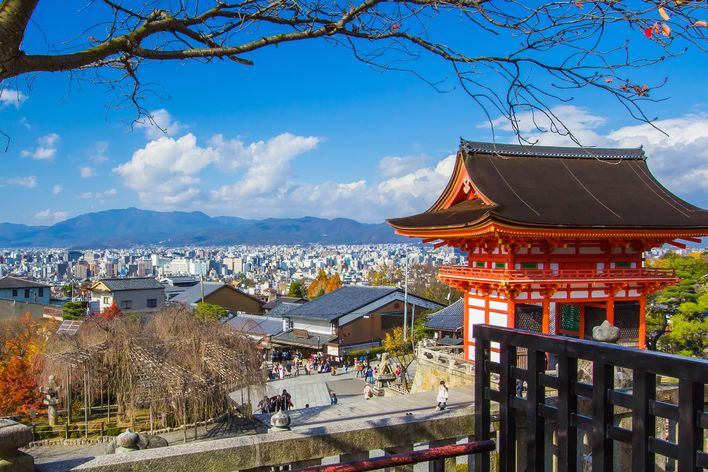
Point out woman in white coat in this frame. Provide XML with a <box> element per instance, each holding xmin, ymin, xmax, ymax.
<box><xmin>435</xmin><ymin>380</ymin><xmax>449</xmax><ymax>411</ymax></box>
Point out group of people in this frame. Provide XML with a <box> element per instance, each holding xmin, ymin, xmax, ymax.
<box><xmin>267</xmin><ymin>350</ymin><xmax>341</xmax><ymax>380</ymax></box>
<box><xmin>257</xmin><ymin>389</ymin><xmax>294</xmax><ymax>414</ymax></box>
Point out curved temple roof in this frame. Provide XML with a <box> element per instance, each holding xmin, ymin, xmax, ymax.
<box><xmin>388</xmin><ymin>140</ymin><xmax>708</xmax><ymax>234</ymax></box>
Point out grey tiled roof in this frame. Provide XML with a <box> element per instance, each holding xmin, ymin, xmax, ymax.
<box><xmin>425</xmin><ymin>299</ymin><xmax>463</xmax><ymax>331</ymax></box>
<box><xmin>267</xmin><ymin>302</ymin><xmax>299</xmax><ymax>318</ymax></box>
<box><xmin>0</xmin><ymin>276</ymin><xmax>49</xmax><ymax>289</ymax></box>
<box><xmin>284</xmin><ymin>285</ymin><xmax>399</xmax><ymax>321</ymax></box>
<box><xmin>95</xmin><ymin>277</ymin><xmax>164</xmax><ymax>292</ymax></box>
<box><xmin>263</xmin><ymin>297</ymin><xmax>307</xmax><ymax>310</ymax></box>
<box><xmin>460</xmin><ymin>139</ymin><xmax>645</xmax><ymax>160</ymax></box>
<box><xmin>226</xmin><ymin>314</ymin><xmax>283</xmax><ymax>337</ymax></box>
<box><xmin>271</xmin><ymin>330</ymin><xmax>337</xmax><ymax>349</ymax></box>
<box><xmin>173</xmin><ymin>282</ymin><xmax>224</xmax><ymax>303</ymax></box>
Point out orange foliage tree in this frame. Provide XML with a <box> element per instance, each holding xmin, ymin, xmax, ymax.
<box><xmin>307</xmin><ymin>270</ymin><xmax>342</xmax><ymax>299</ymax></box>
<box><xmin>0</xmin><ymin>313</ymin><xmax>45</xmax><ymax>416</ymax></box>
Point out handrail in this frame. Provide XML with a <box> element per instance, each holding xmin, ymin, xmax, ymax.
<box><xmin>438</xmin><ymin>266</ymin><xmax>676</xmax><ymax>282</ymax></box>
<box><xmin>293</xmin><ymin>440</ymin><xmax>496</xmax><ymax>472</ymax></box>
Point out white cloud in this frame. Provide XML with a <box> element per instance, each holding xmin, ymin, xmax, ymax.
<box><xmin>210</xmin><ymin>133</ymin><xmax>320</xmax><ymax>199</ymax></box>
<box><xmin>34</xmin><ymin>209</ymin><xmax>68</xmax><ymax>222</ymax></box>
<box><xmin>0</xmin><ymin>89</ymin><xmax>27</xmax><ymax>109</ymax></box>
<box><xmin>80</xmin><ymin>188</ymin><xmax>117</xmax><ymax>200</ymax></box>
<box><xmin>377</xmin><ymin>155</ymin><xmax>431</xmax><ymax>178</ymax></box>
<box><xmin>114</xmin><ymin>133</ymin><xmax>219</xmax><ymax>207</ymax></box>
<box><xmin>2</xmin><ymin>176</ymin><xmax>38</xmax><ymax>188</ymax></box>
<box><xmin>21</xmin><ymin>133</ymin><xmax>59</xmax><ymax>160</ymax></box>
<box><xmin>52</xmin><ymin>184</ymin><xmax>63</xmax><ymax>195</ymax></box>
<box><xmin>90</xmin><ymin>141</ymin><xmax>109</xmax><ymax>163</ymax></box>
<box><xmin>79</xmin><ymin>166</ymin><xmax>96</xmax><ymax>178</ymax></box>
<box><xmin>116</xmin><ymin>132</ymin><xmax>319</xmax><ymax>208</ymax></box>
<box><xmin>135</xmin><ymin>109</ymin><xmax>186</xmax><ymax>140</ymax></box>
<box><xmin>19</xmin><ymin>117</ymin><xmax>31</xmax><ymax>129</ymax></box>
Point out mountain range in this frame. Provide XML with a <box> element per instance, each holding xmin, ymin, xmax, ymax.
<box><xmin>0</xmin><ymin>208</ymin><xmax>407</xmax><ymax>248</ymax></box>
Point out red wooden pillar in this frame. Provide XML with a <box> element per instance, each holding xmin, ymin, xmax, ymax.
<box><xmin>638</xmin><ymin>295</ymin><xmax>647</xmax><ymax>349</ymax></box>
<box><xmin>606</xmin><ymin>297</ymin><xmax>615</xmax><ymax>325</ymax></box>
<box><xmin>507</xmin><ymin>300</ymin><xmax>515</xmax><ymax>329</ymax></box>
<box><xmin>542</xmin><ymin>298</ymin><xmax>550</xmax><ymax>334</ymax></box>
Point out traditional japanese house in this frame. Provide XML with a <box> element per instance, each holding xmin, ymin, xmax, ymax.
<box><xmin>388</xmin><ymin>140</ymin><xmax>708</xmax><ymax>361</ymax></box>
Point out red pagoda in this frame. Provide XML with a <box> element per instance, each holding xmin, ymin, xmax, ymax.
<box><xmin>388</xmin><ymin>140</ymin><xmax>708</xmax><ymax>361</ymax></box>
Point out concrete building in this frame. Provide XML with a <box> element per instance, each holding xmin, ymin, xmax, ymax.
<box><xmin>90</xmin><ymin>277</ymin><xmax>166</xmax><ymax>312</ymax></box>
<box><xmin>0</xmin><ymin>276</ymin><xmax>50</xmax><ymax>305</ymax></box>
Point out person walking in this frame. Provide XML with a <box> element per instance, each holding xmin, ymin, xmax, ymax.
<box><xmin>363</xmin><ymin>384</ymin><xmax>373</xmax><ymax>400</ymax></box>
<box><xmin>435</xmin><ymin>380</ymin><xmax>449</xmax><ymax>411</ymax></box>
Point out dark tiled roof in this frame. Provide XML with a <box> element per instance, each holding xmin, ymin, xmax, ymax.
<box><xmin>172</xmin><ymin>282</ymin><xmax>265</xmax><ymax>307</ymax></box>
<box><xmin>460</xmin><ymin>140</ymin><xmax>646</xmax><ymax>160</ymax></box>
<box><xmin>94</xmin><ymin>278</ymin><xmax>164</xmax><ymax>292</ymax></box>
<box><xmin>226</xmin><ymin>314</ymin><xmax>283</xmax><ymax>337</ymax></box>
<box><xmin>0</xmin><ymin>276</ymin><xmax>49</xmax><ymax>289</ymax></box>
<box><xmin>425</xmin><ymin>299</ymin><xmax>463</xmax><ymax>331</ymax></box>
<box><xmin>284</xmin><ymin>286</ymin><xmax>399</xmax><ymax>321</ymax></box>
<box><xmin>267</xmin><ymin>302</ymin><xmax>299</xmax><ymax>318</ymax></box>
<box><xmin>271</xmin><ymin>330</ymin><xmax>337</xmax><ymax>349</ymax></box>
<box><xmin>388</xmin><ymin>140</ymin><xmax>708</xmax><ymax>230</ymax></box>
<box><xmin>263</xmin><ymin>297</ymin><xmax>307</xmax><ymax>310</ymax></box>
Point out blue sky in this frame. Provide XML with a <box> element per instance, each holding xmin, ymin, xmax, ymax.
<box><xmin>0</xmin><ymin>2</ymin><xmax>707</xmax><ymax>225</ymax></box>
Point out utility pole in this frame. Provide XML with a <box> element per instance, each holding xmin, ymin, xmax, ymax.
<box><xmin>403</xmin><ymin>246</ymin><xmax>409</xmax><ymax>341</ymax></box>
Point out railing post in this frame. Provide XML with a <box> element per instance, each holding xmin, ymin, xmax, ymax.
<box><xmin>498</xmin><ymin>343</ymin><xmax>516</xmax><ymax>472</ymax></box>
<box><xmin>526</xmin><ymin>349</ymin><xmax>545</xmax><ymax>472</ymax></box>
<box><xmin>591</xmin><ymin>362</ymin><xmax>613</xmax><ymax>472</ymax></box>
<box><xmin>557</xmin><ymin>355</ymin><xmax>577</xmax><ymax>472</ymax></box>
<box><xmin>677</xmin><ymin>379</ymin><xmax>701</xmax><ymax>472</ymax></box>
<box><xmin>632</xmin><ymin>370</ymin><xmax>655</xmax><ymax>472</ymax></box>
<box><xmin>474</xmin><ymin>337</ymin><xmax>491</xmax><ymax>472</ymax></box>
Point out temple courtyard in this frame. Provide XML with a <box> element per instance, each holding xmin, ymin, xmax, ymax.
<box><xmin>29</xmin><ymin>365</ymin><xmax>474</xmax><ymax>471</ymax></box>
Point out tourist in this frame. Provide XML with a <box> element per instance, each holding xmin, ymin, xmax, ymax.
<box><xmin>363</xmin><ymin>384</ymin><xmax>373</xmax><ymax>400</ymax></box>
<box><xmin>277</xmin><ymin>363</ymin><xmax>285</xmax><ymax>380</ymax></box>
<box><xmin>280</xmin><ymin>389</ymin><xmax>293</xmax><ymax>411</ymax></box>
<box><xmin>257</xmin><ymin>396</ymin><xmax>271</xmax><ymax>414</ymax></box>
<box><xmin>365</xmin><ymin>366</ymin><xmax>374</xmax><ymax>384</ymax></box>
<box><xmin>293</xmin><ymin>358</ymin><xmax>300</xmax><ymax>377</ymax></box>
<box><xmin>355</xmin><ymin>360</ymin><xmax>363</xmax><ymax>378</ymax></box>
<box><xmin>435</xmin><ymin>380</ymin><xmax>449</xmax><ymax>411</ymax></box>
<box><xmin>330</xmin><ymin>392</ymin><xmax>338</xmax><ymax>405</ymax></box>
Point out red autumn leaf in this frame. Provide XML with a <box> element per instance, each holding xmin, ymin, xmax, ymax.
<box><xmin>604</xmin><ymin>77</ymin><xmax>614</xmax><ymax>83</ymax></box>
<box><xmin>573</xmin><ymin>1</ymin><xmax>584</xmax><ymax>8</ymax></box>
<box><xmin>653</xmin><ymin>22</ymin><xmax>661</xmax><ymax>34</ymax></box>
<box><xmin>644</xmin><ymin>27</ymin><xmax>653</xmax><ymax>38</ymax></box>
<box><xmin>87</xmin><ymin>36</ymin><xmax>98</xmax><ymax>42</ymax></box>
<box><xmin>392</xmin><ymin>23</ymin><xmax>400</xmax><ymax>30</ymax></box>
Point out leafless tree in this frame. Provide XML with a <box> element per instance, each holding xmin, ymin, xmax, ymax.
<box><xmin>1</xmin><ymin>1</ymin><xmax>707</xmax><ymax>140</ymax></box>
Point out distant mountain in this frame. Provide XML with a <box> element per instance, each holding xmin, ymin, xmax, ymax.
<box><xmin>0</xmin><ymin>208</ymin><xmax>405</xmax><ymax>247</ymax></box>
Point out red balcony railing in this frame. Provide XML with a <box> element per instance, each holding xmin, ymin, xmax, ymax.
<box><xmin>438</xmin><ymin>266</ymin><xmax>676</xmax><ymax>283</ymax></box>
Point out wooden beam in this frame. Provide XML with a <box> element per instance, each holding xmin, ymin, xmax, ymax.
<box><xmin>681</xmin><ymin>236</ymin><xmax>701</xmax><ymax>244</ymax></box>
<box><xmin>666</xmin><ymin>240</ymin><xmax>687</xmax><ymax>249</ymax></box>
<box><xmin>638</xmin><ymin>296</ymin><xmax>647</xmax><ymax>350</ymax></box>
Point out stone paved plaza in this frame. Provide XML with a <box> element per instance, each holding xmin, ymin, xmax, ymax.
<box><xmin>30</xmin><ymin>364</ymin><xmax>473</xmax><ymax>470</ymax></box>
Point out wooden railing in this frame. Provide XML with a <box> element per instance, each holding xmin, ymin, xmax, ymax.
<box><xmin>473</xmin><ymin>324</ymin><xmax>708</xmax><ymax>472</ymax></box>
<box><xmin>439</xmin><ymin>266</ymin><xmax>676</xmax><ymax>283</ymax></box>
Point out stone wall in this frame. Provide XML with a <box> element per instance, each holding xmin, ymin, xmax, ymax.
<box><xmin>410</xmin><ymin>345</ymin><xmax>474</xmax><ymax>394</ymax></box>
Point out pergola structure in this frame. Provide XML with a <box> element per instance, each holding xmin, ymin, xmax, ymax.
<box><xmin>388</xmin><ymin>140</ymin><xmax>708</xmax><ymax>361</ymax></box>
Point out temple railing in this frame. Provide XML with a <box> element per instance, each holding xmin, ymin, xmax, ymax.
<box><xmin>438</xmin><ymin>266</ymin><xmax>677</xmax><ymax>283</ymax></box>
<box><xmin>473</xmin><ymin>324</ymin><xmax>708</xmax><ymax>472</ymax></box>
